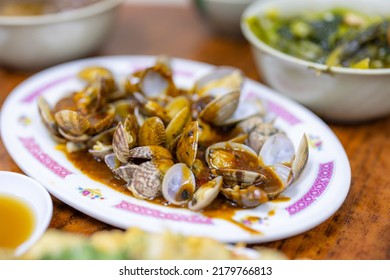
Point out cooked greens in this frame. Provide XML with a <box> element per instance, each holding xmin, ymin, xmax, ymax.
<box><xmin>247</xmin><ymin>8</ymin><xmax>390</xmax><ymax>69</ymax></box>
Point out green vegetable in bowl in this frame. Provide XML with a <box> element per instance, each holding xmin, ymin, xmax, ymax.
<box><xmin>246</xmin><ymin>8</ymin><xmax>390</xmax><ymax>69</ymax></box>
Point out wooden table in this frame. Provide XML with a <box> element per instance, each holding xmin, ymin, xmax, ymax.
<box><xmin>0</xmin><ymin>3</ymin><xmax>389</xmax><ymax>260</ymax></box>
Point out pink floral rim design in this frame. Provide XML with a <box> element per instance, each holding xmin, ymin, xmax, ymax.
<box><xmin>21</xmin><ymin>75</ymin><xmax>74</xmax><ymax>104</ymax></box>
<box><xmin>285</xmin><ymin>161</ymin><xmax>334</xmax><ymax>216</ymax></box>
<box><xmin>114</xmin><ymin>200</ymin><xmax>213</xmax><ymax>225</ymax></box>
<box><xmin>244</xmin><ymin>91</ymin><xmax>301</xmax><ymax>126</ymax></box>
<box><xmin>18</xmin><ymin>137</ymin><xmax>72</xmax><ymax>178</ymax></box>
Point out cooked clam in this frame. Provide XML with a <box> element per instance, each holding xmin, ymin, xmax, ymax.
<box><xmin>128</xmin><ymin>160</ymin><xmax>173</xmax><ymax>200</ymax></box>
<box><xmin>221</xmin><ymin>185</ymin><xmax>269</xmax><ymax>208</ymax></box>
<box><xmin>128</xmin><ymin>145</ymin><xmax>173</xmax><ymax>161</ymax></box>
<box><xmin>112</xmin><ymin>114</ymin><xmax>139</xmax><ymax>163</ymax></box>
<box><xmin>176</xmin><ymin>121</ymin><xmax>199</xmax><ymax>167</ymax></box>
<box><xmin>165</xmin><ymin>107</ymin><xmax>191</xmax><ymax>147</ymax></box>
<box><xmin>292</xmin><ymin>134</ymin><xmax>309</xmax><ymax>179</ymax></box>
<box><xmin>138</xmin><ymin>56</ymin><xmax>177</xmax><ymax>99</ymax></box>
<box><xmin>162</xmin><ymin>163</ymin><xmax>196</xmax><ymax>206</ymax></box>
<box><xmin>205</xmin><ymin>142</ymin><xmax>259</xmax><ymax>171</ymax></box>
<box><xmin>54</xmin><ymin>110</ymin><xmax>90</xmax><ymax>136</ymax></box>
<box><xmin>259</xmin><ymin>133</ymin><xmax>295</xmax><ymax>166</ymax></box>
<box><xmin>193</xmin><ymin>66</ymin><xmax>244</xmax><ymax>97</ymax></box>
<box><xmin>128</xmin><ymin>161</ymin><xmax>173</xmax><ymax>199</ymax></box>
<box><xmin>188</xmin><ymin>176</ymin><xmax>223</xmax><ymax>211</ymax></box>
<box><xmin>37</xmin><ymin>96</ymin><xmax>57</xmax><ymax>134</ymax></box>
<box><xmin>198</xmin><ymin>90</ymin><xmax>240</xmax><ymax>126</ymax></box>
<box><xmin>38</xmin><ymin>57</ymin><xmax>310</xmax><ymax>212</ymax></box>
<box><xmin>138</xmin><ymin>116</ymin><xmax>166</xmax><ymax>147</ymax></box>
<box><xmin>112</xmin><ymin>122</ymin><xmax>132</xmax><ymax>163</ymax></box>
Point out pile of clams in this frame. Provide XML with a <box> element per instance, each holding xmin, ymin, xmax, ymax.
<box><xmin>38</xmin><ymin>56</ymin><xmax>309</xmax><ymax>211</ymax></box>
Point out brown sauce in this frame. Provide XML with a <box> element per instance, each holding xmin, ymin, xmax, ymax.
<box><xmin>61</xmin><ymin>146</ymin><xmax>286</xmax><ymax>235</ymax></box>
<box><xmin>268</xmin><ymin>209</ymin><xmax>276</xmax><ymax>216</ymax></box>
<box><xmin>60</xmin><ymin>146</ymin><xmax>127</xmax><ymax>195</ymax></box>
<box><xmin>202</xmin><ymin>198</ymin><xmax>262</xmax><ymax>235</ymax></box>
<box><xmin>271</xmin><ymin>196</ymin><xmax>291</xmax><ymax>203</ymax></box>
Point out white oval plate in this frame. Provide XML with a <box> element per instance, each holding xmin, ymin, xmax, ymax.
<box><xmin>0</xmin><ymin>55</ymin><xmax>351</xmax><ymax>244</ymax></box>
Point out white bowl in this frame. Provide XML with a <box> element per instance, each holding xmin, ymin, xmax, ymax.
<box><xmin>0</xmin><ymin>0</ymin><xmax>124</xmax><ymax>70</ymax></box>
<box><xmin>0</xmin><ymin>171</ymin><xmax>52</xmax><ymax>257</ymax></box>
<box><xmin>194</xmin><ymin>0</ymin><xmax>255</xmax><ymax>35</ymax></box>
<box><xmin>241</xmin><ymin>0</ymin><xmax>390</xmax><ymax>122</ymax></box>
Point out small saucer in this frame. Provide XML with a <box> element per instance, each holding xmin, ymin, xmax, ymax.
<box><xmin>0</xmin><ymin>171</ymin><xmax>53</xmax><ymax>257</ymax></box>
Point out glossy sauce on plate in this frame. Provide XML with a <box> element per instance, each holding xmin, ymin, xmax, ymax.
<box><xmin>63</xmin><ymin>148</ymin><xmax>278</xmax><ymax>234</ymax></box>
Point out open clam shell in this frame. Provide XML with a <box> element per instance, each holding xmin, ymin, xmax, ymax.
<box><xmin>165</xmin><ymin>107</ymin><xmax>191</xmax><ymax>147</ymax></box>
<box><xmin>205</xmin><ymin>142</ymin><xmax>259</xmax><ymax>171</ymax></box>
<box><xmin>162</xmin><ymin>163</ymin><xmax>196</xmax><ymax>206</ymax></box>
<box><xmin>264</xmin><ymin>164</ymin><xmax>294</xmax><ymax>199</ymax></box>
<box><xmin>292</xmin><ymin>134</ymin><xmax>309</xmax><ymax>180</ymax></box>
<box><xmin>128</xmin><ymin>145</ymin><xmax>173</xmax><ymax>161</ymax></box>
<box><xmin>176</xmin><ymin>121</ymin><xmax>199</xmax><ymax>167</ymax></box>
<box><xmin>259</xmin><ymin>133</ymin><xmax>295</xmax><ymax>166</ymax></box>
<box><xmin>193</xmin><ymin>66</ymin><xmax>244</xmax><ymax>97</ymax></box>
<box><xmin>138</xmin><ymin>116</ymin><xmax>166</xmax><ymax>147</ymax></box>
<box><xmin>128</xmin><ymin>159</ymin><xmax>174</xmax><ymax>200</ymax></box>
<box><xmin>221</xmin><ymin>185</ymin><xmax>269</xmax><ymax>208</ymax></box>
<box><xmin>198</xmin><ymin>90</ymin><xmax>240</xmax><ymax>126</ymax></box>
<box><xmin>54</xmin><ymin>110</ymin><xmax>91</xmax><ymax>136</ymax></box>
<box><xmin>188</xmin><ymin>176</ymin><xmax>223</xmax><ymax>211</ymax></box>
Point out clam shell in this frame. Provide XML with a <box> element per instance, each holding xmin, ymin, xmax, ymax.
<box><xmin>247</xmin><ymin>122</ymin><xmax>279</xmax><ymax>154</ymax></box>
<box><xmin>292</xmin><ymin>134</ymin><xmax>309</xmax><ymax>180</ymax></box>
<box><xmin>143</xmin><ymin>100</ymin><xmax>171</xmax><ymax>124</ymax></box>
<box><xmin>264</xmin><ymin>164</ymin><xmax>293</xmax><ymax>200</ymax></box>
<box><xmin>58</xmin><ymin>128</ymin><xmax>90</xmax><ymax>143</ymax></box>
<box><xmin>128</xmin><ymin>146</ymin><xmax>173</xmax><ymax>160</ymax></box>
<box><xmin>188</xmin><ymin>176</ymin><xmax>222</xmax><ymax>211</ymax></box>
<box><xmin>87</xmin><ymin>104</ymin><xmax>116</xmax><ymax>134</ymax></box>
<box><xmin>205</xmin><ymin>142</ymin><xmax>259</xmax><ymax>171</ymax></box>
<box><xmin>194</xmin><ymin>66</ymin><xmax>244</xmax><ymax>97</ymax></box>
<box><xmin>138</xmin><ymin>117</ymin><xmax>166</xmax><ymax>147</ymax></box>
<box><xmin>37</xmin><ymin>96</ymin><xmax>57</xmax><ymax>134</ymax></box>
<box><xmin>138</xmin><ymin>64</ymin><xmax>176</xmax><ymax>99</ymax></box>
<box><xmin>162</xmin><ymin>163</ymin><xmax>196</xmax><ymax>206</ymax></box>
<box><xmin>165</xmin><ymin>96</ymin><xmax>191</xmax><ymax>120</ymax></box>
<box><xmin>55</xmin><ymin>110</ymin><xmax>91</xmax><ymax>136</ymax></box>
<box><xmin>128</xmin><ymin>161</ymin><xmax>169</xmax><ymax>200</ymax></box>
<box><xmin>176</xmin><ymin>121</ymin><xmax>199</xmax><ymax>167</ymax></box>
<box><xmin>104</xmin><ymin>153</ymin><xmax>122</xmax><ymax>171</ymax></box>
<box><xmin>212</xmin><ymin>168</ymin><xmax>265</xmax><ymax>185</ymax></box>
<box><xmin>112</xmin><ymin>99</ymin><xmax>137</xmax><ymax>122</ymax></box>
<box><xmin>74</xmin><ymin>82</ymin><xmax>102</xmax><ymax>115</ymax></box>
<box><xmin>78</xmin><ymin>66</ymin><xmax>114</xmax><ymax>83</ymax></box>
<box><xmin>112</xmin><ymin>114</ymin><xmax>140</xmax><ymax>163</ymax></box>
<box><xmin>198</xmin><ymin>90</ymin><xmax>240</xmax><ymax>126</ymax></box>
<box><xmin>221</xmin><ymin>185</ymin><xmax>269</xmax><ymax>208</ymax></box>
<box><xmin>114</xmin><ymin>163</ymin><xmax>140</xmax><ymax>184</ymax></box>
<box><xmin>165</xmin><ymin>107</ymin><xmax>191</xmax><ymax>147</ymax></box>
<box><xmin>259</xmin><ymin>133</ymin><xmax>295</xmax><ymax>166</ymax></box>
<box><xmin>112</xmin><ymin>122</ymin><xmax>135</xmax><ymax>163</ymax></box>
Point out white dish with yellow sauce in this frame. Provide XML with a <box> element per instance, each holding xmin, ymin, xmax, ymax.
<box><xmin>0</xmin><ymin>171</ymin><xmax>52</xmax><ymax>257</ymax></box>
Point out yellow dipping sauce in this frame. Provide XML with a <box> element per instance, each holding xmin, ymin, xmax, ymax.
<box><xmin>0</xmin><ymin>194</ymin><xmax>35</xmax><ymax>250</ymax></box>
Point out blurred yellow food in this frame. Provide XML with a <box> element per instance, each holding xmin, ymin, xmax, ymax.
<box><xmin>14</xmin><ymin>228</ymin><xmax>288</xmax><ymax>260</ymax></box>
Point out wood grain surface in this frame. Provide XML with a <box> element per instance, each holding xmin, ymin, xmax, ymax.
<box><xmin>0</xmin><ymin>4</ymin><xmax>389</xmax><ymax>260</ymax></box>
